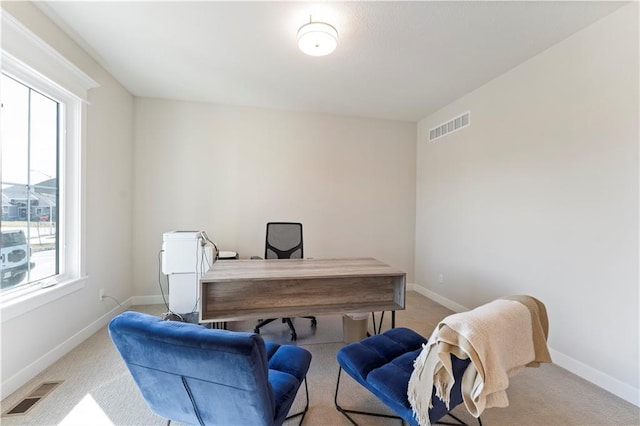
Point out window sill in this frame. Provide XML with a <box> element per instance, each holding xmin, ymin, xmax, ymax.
<box><xmin>0</xmin><ymin>276</ymin><xmax>87</xmax><ymax>323</ymax></box>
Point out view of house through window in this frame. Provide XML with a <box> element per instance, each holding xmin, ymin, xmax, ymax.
<box><xmin>1</xmin><ymin>73</ymin><xmax>60</xmax><ymax>291</ymax></box>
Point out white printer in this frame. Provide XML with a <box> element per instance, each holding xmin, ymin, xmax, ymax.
<box><xmin>161</xmin><ymin>231</ymin><xmax>214</xmax><ymax>314</ymax></box>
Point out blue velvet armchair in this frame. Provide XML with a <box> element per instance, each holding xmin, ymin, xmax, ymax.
<box><xmin>336</xmin><ymin>297</ymin><xmax>550</xmax><ymax>425</ymax></box>
<box><xmin>109</xmin><ymin>311</ymin><xmax>312</xmax><ymax>426</ymax></box>
<box><xmin>334</xmin><ymin>327</ymin><xmax>476</xmax><ymax>426</ymax></box>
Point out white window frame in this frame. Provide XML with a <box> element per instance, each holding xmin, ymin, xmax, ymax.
<box><xmin>0</xmin><ymin>12</ymin><xmax>98</xmax><ymax>322</ymax></box>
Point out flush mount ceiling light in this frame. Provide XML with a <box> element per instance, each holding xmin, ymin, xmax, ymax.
<box><xmin>297</xmin><ymin>17</ymin><xmax>338</xmax><ymax>56</ymax></box>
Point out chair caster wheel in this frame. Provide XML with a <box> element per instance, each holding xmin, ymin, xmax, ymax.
<box><xmin>254</xmin><ymin>328</ymin><xmax>260</xmax><ymax>334</ymax></box>
<box><xmin>311</xmin><ymin>319</ymin><xmax>317</xmax><ymax>327</ymax></box>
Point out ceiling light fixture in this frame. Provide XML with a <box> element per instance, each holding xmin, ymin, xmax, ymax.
<box><xmin>297</xmin><ymin>16</ymin><xmax>338</xmax><ymax>57</ymax></box>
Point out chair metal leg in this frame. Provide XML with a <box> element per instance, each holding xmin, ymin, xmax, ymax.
<box><xmin>284</xmin><ymin>318</ymin><xmax>297</xmax><ymax>341</ymax></box>
<box><xmin>207</xmin><ymin>321</ymin><xmax>227</xmax><ymax>329</ymax></box>
<box><xmin>370</xmin><ymin>311</ymin><xmax>396</xmax><ymax>335</ymax></box>
<box><xmin>334</xmin><ymin>367</ymin><xmax>403</xmax><ymax>425</ymax></box>
<box><xmin>285</xmin><ymin>376</ymin><xmax>309</xmax><ymax>425</ymax></box>
<box><xmin>371</xmin><ymin>311</ymin><xmax>386</xmax><ymax>334</ymax></box>
<box><xmin>254</xmin><ymin>318</ymin><xmax>277</xmax><ymax>333</ymax></box>
<box><xmin>255</xmin><ymin>318</ymin><xmax>300</xmax><ymax>340</ymax></box>
<box><xmin>334</xmin><ymin>366</ymin><xmax>482</xmax><ymax>426</ymax></box>
<box><xmin>302</xmin><ymin>316</ymin><xmax>317</xmax><ymax>327</ymax></box>
<box><xmin>435</xmin><ymin>412</ymin><xmax>482</xmax><ymax>426</ymax></box>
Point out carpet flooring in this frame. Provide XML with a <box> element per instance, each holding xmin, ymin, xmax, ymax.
<box><xmin>1</xmin><ymin>292</ymin><xmax>638</xmax><ymax>425</ymax></box>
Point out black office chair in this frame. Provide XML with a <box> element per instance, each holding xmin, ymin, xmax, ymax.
<box><xmin>254</xmin><ymin>222</ymin><xmax>317</xmax><ymax>341</ymax></box>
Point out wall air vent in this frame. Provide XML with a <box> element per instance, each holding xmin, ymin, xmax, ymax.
<box><xmin>428</xmin><ymin>111</ymin><xmax>470</xmax><ymax>142</ymax></box>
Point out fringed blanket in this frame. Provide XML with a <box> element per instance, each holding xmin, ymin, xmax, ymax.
<box><xmin>407</xmin><ymin>295</ymin><xmax>551</xmax><ymax>426</ymax></box>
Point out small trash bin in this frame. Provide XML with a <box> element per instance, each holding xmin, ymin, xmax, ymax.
<box><xmin>342</xmin><ymin>313</ymin><xmax>369</xmax><ymax>343</ymax></box>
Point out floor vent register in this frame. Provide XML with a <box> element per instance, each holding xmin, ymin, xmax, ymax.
<box><xmin>2</xmin><ymin>381</ymin><xmax>63</xmax><ymax>417</ymax></box>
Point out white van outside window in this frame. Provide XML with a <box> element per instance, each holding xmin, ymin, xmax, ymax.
<box><xmin>1</xmin><ymin>74</ymin><xmax>59</xmax><ymax>290</ymax></box>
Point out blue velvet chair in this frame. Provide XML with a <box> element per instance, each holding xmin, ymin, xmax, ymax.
<box><xmin>109</xmin><ymin>311</ymin><xmax>312</xmax><ymax>426</ymax></box>
<box><xmin>335</xmin><ymin>327</ymin><xmax>480</xmax><ymax>426</ymax></box>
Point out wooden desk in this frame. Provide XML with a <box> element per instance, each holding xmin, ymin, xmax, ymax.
<box><xmin>199</xmin><ymin>257</ymin><xmax>405</xmax><ymax>323</ymax></box>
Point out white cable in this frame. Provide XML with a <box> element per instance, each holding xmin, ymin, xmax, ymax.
<box><xmin>102</xmin><ymin>295</ymin><xmax>123</xmax><ymax>308</ymax></box>
<box><xmin>158</xmin><ymin>249</ymin><xmax>182</xmax><ymax>320</ymax></box>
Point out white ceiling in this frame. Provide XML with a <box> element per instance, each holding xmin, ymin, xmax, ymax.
<box><xmin>37</xmin><ymin>1</ymin><xmax>626</xmax><ymax>122</ymax></box>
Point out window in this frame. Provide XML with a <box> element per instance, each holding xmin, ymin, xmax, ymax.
<box><xmin>1</xmin><ymin>11</ymin><xmax>98</xmax><ymax>319</ymax></box>
<box><xmin>1</xmin><ymin>74</ymin><xmax>60</xmax><ymax>291</ymax></box>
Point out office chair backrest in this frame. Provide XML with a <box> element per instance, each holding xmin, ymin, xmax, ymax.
<box><xmin>265</xmin><ymin>222</ymin><xmax>303</xmax><ymax>259</ymax></box>
<box><xmin>109</xmin><ymin>311</ymin><xmax>275</xmax><ymax>426</ymax></box>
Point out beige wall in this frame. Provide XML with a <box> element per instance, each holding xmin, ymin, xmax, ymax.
<box><xmin>415</xmin><ymin>4</ymin><xmax>638</xmax><ymax>403</ymax></box>
<box><xmin>132</xmin><ymin>99</ymin><xmax>416</xmax><ymax>298</ymax></box>
<box><xmin>2</xmin><ymin>0</ymin><xmax>637</xmax><ymax>408</ymax></box>
<box><xmin>1</xmin><ymin>2</ymin><xmax>134</xmax><ymax>398</ymax></box>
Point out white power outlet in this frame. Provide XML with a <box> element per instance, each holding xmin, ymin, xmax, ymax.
<box><xmin>99</xmin><ymin>288</ymin><xmax>105</xmax><ymax>301</ymax></box>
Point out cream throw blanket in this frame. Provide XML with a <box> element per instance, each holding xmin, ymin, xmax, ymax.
<box><xmin>407</xmin><ymin>295</ymin><xmax>551</xmax><ymax>426</ymax></box>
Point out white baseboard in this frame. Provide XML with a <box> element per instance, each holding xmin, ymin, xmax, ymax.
<box><xmin>409</xmin><ymin>284</ymin><xmax>640</xmax><ymax>407</ymax></box>
<box><xmin>549</xmin><ymin>348</ymin><xmax>639</xmax><ymax>406</ymax></box>
<box><xmin>410</xmin><ymin>284</ymin><xmax>469</xmax><ymax>312</ymax></box>
<box><xmin>6</xmin><ymin>288</ymin><xmax>638</xmax><ymax>408</ymax></box>
<box><xmin>1</xmin><ymin>298</ymin><xmax>131</xmax><ymax>400</ymax></box>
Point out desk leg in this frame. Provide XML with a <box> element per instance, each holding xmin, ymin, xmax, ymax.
<box><xmin>370</xmin><ymin>311</ymin><xmax>396</xmax><ymax>334</ymax></box>
<box><xmin>370</xmin><ymin>312</ymin><xmax>385</xmax><ymax>334</ymax></box>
